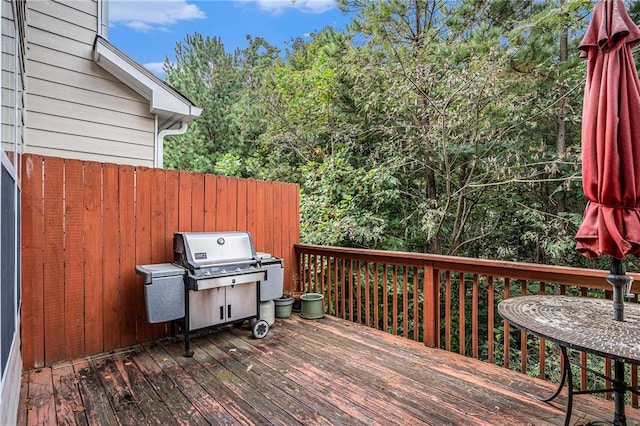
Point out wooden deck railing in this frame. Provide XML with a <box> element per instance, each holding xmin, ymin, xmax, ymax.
<box><xmin>294</xmin><ymin>243</ymin><xmax>640</xmax><ymax>408</ymax></box>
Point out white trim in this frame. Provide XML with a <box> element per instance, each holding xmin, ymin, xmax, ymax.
<box><xmin>93</xmin><ymin>36</ymin><xmax>202</xmax><ymax>128</ymax></box>
<box><xmin>0</xmin><ymin>329</ymin><xmax>22</xmax><ymax>426</ymax></box>
<box><xmin>1</xmin><ymin>153</ymin><xmax>17</xmax><ymax>181</ymax></box>
<box><xmin>98</xmin><ymin>0</ymin><xmax>108</xmax><ymax>38</ymax></box>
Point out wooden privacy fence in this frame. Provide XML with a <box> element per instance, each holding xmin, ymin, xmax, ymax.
<box><xmin>21</xmin><ymin>154</ymin><xmax>300</xmax><ymax>368</ymax></box>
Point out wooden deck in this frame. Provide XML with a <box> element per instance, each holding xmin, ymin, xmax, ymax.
<box><xmin>18</xmin><ymin>315</ymin><xmax>640</xmax><ymax>425</ymax></box>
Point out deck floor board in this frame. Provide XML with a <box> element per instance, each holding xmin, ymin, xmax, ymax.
<box><xmin>18</xmin><ymin>315</ymin><xmax>640</xmax><ymax>425</ymax></box>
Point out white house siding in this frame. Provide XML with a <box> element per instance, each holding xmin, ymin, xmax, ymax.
<box><xmin>24</xmin><ymin>0</ymin><xmax>156</xmax><ymax>166</ymax></box>
<box><xmin>0</xmin><ymin>0</ymin><xmax>23</xmax><ymax>424</ymax></box>
<box><xmin>1</xmin><ymin>8</ymin><xmax>16</xmax><ymax>156</ymax></box>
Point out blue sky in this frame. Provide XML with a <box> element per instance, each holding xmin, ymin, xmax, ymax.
<box><xmin>108</xmin><ymin>0</ymin><xmax>352</xmax><ymax>77</ymax></box>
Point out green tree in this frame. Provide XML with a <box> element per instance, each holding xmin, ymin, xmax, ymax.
<box><xmin>330</xmin><ymin>0</ymin><xmax>591</xmax><ymax>264</ymax></box>
<box><xmin>163</xmin><ymin>34</ymin><xmax>279</xmax><ymax>175</ymax></box>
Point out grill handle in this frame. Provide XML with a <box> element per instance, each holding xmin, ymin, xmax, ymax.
<box><xmin>219</xmin><ymin>306</ymin><xmax>224</xmax><ymax>321</ymax></box>
<box><xmin>228</xmin><ymin>305</ymin><xmax>232</xmax><ymax>318</ymax></box>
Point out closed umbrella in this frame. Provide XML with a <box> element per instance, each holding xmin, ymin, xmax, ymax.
<box><xmin>576</xmin><ymin>0</ymin><xmax>640</xmax><ymax>263</ymax></box>
<box><xmin>574</xmin><ymin>1</ymin><xmax>640</xmax><ymax>424</ymax></box>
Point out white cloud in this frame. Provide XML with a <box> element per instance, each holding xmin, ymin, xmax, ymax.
<box><xmin>239</xmin><ymin>0</ymin><xmax>337</xmax><ymax>15</ymax></box>
<box><xmin>144</xmin><ymin>62</ymin><xmax>167</xmax><ymax>77</ymax></box>
<box><xmin>109</xmin><ymin>0</ymin><xmax>206</xmax><ymax>32</ymax></box>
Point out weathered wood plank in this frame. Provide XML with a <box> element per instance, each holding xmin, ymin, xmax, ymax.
<box><xmin>18</xmin><ymin>371</ymin><xmax>30</xmax><ymax>425</ymax></box>
<box><xmin>161</xmin><ymin>338</ymin><xmax>266</xmax><ymax>424</ymax></box>
<box><xmin>90</xmin><ymin>355</ymin><xmax>146</xmax><ymax>424</ymax></box>
<box><xmin>211</xmin><ymin>329</ymin><xmax>381</xmax><ymax>425</ymax></box>
<box><xmin>137</xmin><ymin>342</ymin><xmax>209</xmax><ymax>426</ymax></box>
<box><xmin>112</xmin><ymin>350</ymin><xmax>176</xmax><ymax>425</ymax></box>
<box><xmin>51</xmin><ymin>363</ymin><xmax>88</xmax><ymax>426</ymax></box>
<box><xmin>190</xmin><ymin>338</ymin><xmax>301</xmax><ymax>425</ymax></box>
<box><xmin>26</xmin><ymin>368</ymin><xmax>56</xmax><ymax>426</ymax></box>
<box><xmin>145</xmin><ymin>340</ymin><xmax>239</xmax><ymax>425</ymax></box>
<box><xmin>230</xmin><ymin>322</ymin><xmax>481</xmax><ymax>425</ymax></box>
<box><xmin>74</xmin><ymin>359</ymin><xmax>119</xmax><ymax>426</ymax></box>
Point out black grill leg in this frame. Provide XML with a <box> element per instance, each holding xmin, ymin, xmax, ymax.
<box><xmin>184</xmin><ymin>288</ymin><xmax>193</xmax><ymax>357</ymax></box>
<box><xmin>170</xmin><ymin>320</ymin><xmax>178</xmax><ymax>343</ymax></box>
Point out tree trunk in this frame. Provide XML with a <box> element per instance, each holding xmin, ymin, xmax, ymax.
<box><xmin>556</xmin><ymin>4</ymin><xmax>568</xmax><ymax>214</ymax></box>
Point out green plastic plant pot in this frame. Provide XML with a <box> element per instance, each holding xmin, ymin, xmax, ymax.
<box><xmin>274</xmin><ymin>295</ymin><xmax>294</xmax><ymax>319</ymax></box>
<box><xmin>300</xmin><ymin>293</ymin><xmax>324</xmax><ymax>319</ymax></box>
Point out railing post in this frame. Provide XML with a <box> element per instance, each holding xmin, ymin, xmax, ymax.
<box><xmin>423</xmin><ymin>262</ymin><xmax>439</xmax><ymax>347</ymax></box>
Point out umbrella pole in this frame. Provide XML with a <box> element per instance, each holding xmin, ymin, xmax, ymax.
<box><xmin>606</xmin><ymin>258</ymin><xmax>633</xmax><ymax>426</ymax></box>
<box><xmin>606</xmin><ymin>258</ymin><xmax>632</xmax><ymax>322</ymax></box>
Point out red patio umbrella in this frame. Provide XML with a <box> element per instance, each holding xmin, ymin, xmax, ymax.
<box><xmin>574</xmin><ymin>3</ymin><xmax>640</xmax><ymax>423</ymax></box>
<box><xmin>575</xmin><ymin>0</ymin><xmax>640</xmax><ymax>260</ymax></box>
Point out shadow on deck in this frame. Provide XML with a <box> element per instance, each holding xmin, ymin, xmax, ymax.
<box><xmin>18</xmin><ymin>315</ymin><xmax>640</xmax><ymax>425</ymax></box>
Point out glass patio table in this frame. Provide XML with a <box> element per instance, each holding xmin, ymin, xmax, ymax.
<box><xmin>498</xmin><ymin>295</ymin><xmax>640</xmax><ymax>426</ymax></box>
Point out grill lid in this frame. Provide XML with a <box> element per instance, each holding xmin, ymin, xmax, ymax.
<box><xmin>173</xmin><ymin>231</ymin><xmax>259</xmax><ymax>271</ymax></box>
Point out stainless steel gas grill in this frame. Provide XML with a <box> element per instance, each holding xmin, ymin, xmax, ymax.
<box><xmin>137</xmin><ymin>231</ymin><xmax>278</xmax><ymax>357</ymax></box>
<box><xmin>174</xmin><ymin>231</ymin><xmax>268</xmax><ymax>356</ymax></box>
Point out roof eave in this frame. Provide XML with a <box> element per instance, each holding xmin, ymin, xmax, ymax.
<box><xmin>93</xmin><ymin>36</ymin><xmax>202</xmax><ymax>126</ymax></box>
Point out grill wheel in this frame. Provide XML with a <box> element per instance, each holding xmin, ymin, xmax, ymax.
<box><xmin>252</xmin><ymin>319</ymin><xmax>269</xmax><ymax>339</ymax></box>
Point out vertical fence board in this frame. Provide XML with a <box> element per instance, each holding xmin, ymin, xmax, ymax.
<box><xmin>272</xmin><ymin>182</ymin><xmax>282</xmax><ymax>258</ymax></box>
<box><xmin>227</xmin><ymin>177</ymin><xmax>238</xmax><ymax>230</ymax></box>
<box><xmin>191</xmin><ymin>173</ymin><xmax>205</xmax><ymax>232</ymax></box>
<box><xmin>263</xmin><ymin>181</ymin><xmax>274</xmax><ymax>255</ymax></box>
<box><xmin>178</xmin><ymin>171</ymin><xmax>193</xmax><ymax>231</ymax></box>
<box><xmin>151</xmin><ymin>170</ymin><xmax>167</xmax><ymax>263</ymax></box>
<box><xmin>21</xmin><ymin>155</ymin><xmax>45</xmax><ymax>367</ymax></box>
<box><xmin>84</xmin><ymin>161</ymin><xmax>104</xmax><ymax>355</ymax></box>
<box><xmin>236</xmin><ymin>178</ymin><xmax>248</xmax><ymax>232</ymax></box>
<box><xmin>216</xmin><ymin>176</ymin><xmax>230</xmax><ymax>231</ymax></box>
<box><xmin>102</xmin><ymin>163</ymin><xmax>121</xmax><ymax>351</ymax></box>
<box><xmin>284</xmin><ymin>182</ymin><xmax>297</xmax><ymax>292</ymax></box>
<box><xmin>165</xmin><ymin>170</ymin><xmax>180</xmax><ymax>257</ymax></box>
<box><xmin>119</xmin><ymin>165</ymin><xmax>136</xmax><ymax>347</ymax></box>
<box><xmin>295</xmin><ymin>185</ymin><xmax>300</xmax><ymax>287</ymax></box>
<box><xmin>246</xmin><ymin>179</ymin><xmax>257</xmax><ymax>247</ymax></box>
<box><xmin>151</xmin><ymin>170</ymin><xmax>167</xmax><ymax>338</ymax></box>
<box><xmin>134</xmin><ymin>167</ymin><xmax>153</xmax><ymax>344</ymax></box>
<box><xmin>43</xmin><ymin>157</ymin><xmax>65</xmax><ymax>364</ymax></box>
<box><xmin>254</xmin><ymin>180</ymin><xmax>266</xmax><ymax>252</ymax></box>
<box><xmin>204</xmin><ymin>173</ymin><xmax>217</xmax><ymax>231</ymax></box>
<box><xmin>64</xmin><ymin>160</ymin><xmax>84</xmax><ymax>359</ymax></box>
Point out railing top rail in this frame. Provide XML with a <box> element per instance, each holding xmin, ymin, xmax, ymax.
<box><xmin>294</xmin><ymin>243</ymin><xmax>640</xmax><ymax>291</ymax></box>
